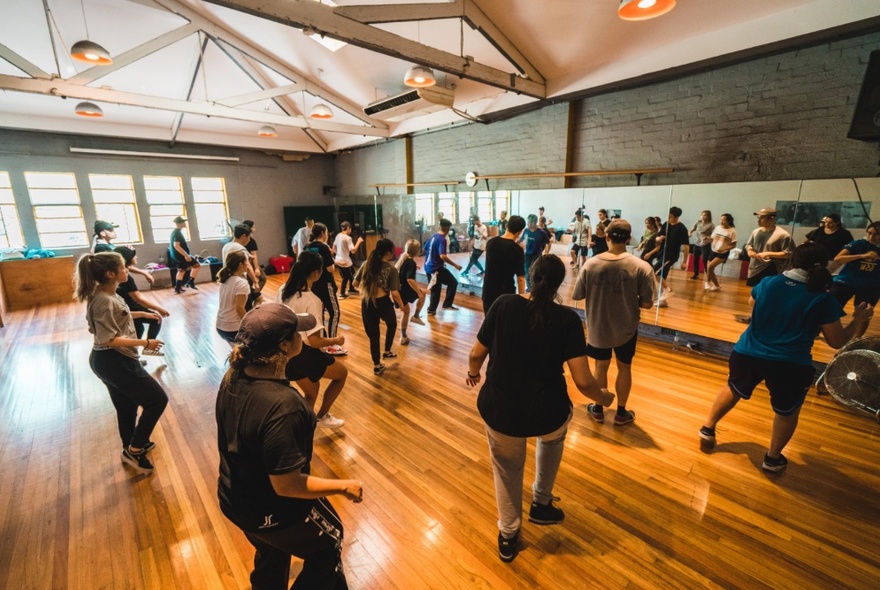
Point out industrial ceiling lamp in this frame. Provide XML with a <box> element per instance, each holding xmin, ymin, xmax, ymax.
<box><xmin>309</xmin><ymin>103</ymin><xmax>334</xmax><ymax>119</ymax></box>
<box><xmin>404</xmin><ymin>65</ymin><xmax>436</xmax><ymax>88</ymax></box>
<box><xmin>74</xmin><ymin>101</ymin><xmax>104</xmax><ymax>117</ymax></box>
<box><xmin>258</xmin><ymin>125</ymin><xmax>278</xmax><ymax>137</ymax></box>
<box><xmin>70</xmin><ymin>0</ymin><xmax>112</xmax><ymax>65</ymax></box>
<box><xmin>618</xmin><ymin>0</ymin><xmax>676</xmax><ymax>21</ymax></box>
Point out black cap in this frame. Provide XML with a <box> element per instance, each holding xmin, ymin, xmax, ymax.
<box><xmin>94</xmin><ymin>220</ymin><xmax>118</xmax><ymax>235</ymax></box>
<box><xmin>115</xmin><ymin>246</ymin><xmax>137</xmax><ymax>265</ymax></box>
<box><xmin>173</xmin><ymin>216</ymin><xmax>187</xmax><ymax>224</ymax></box>
<box><xmin>236</xmin><ymin>303</ymin><xmax>318</xmax><ymax>352</ymax></box>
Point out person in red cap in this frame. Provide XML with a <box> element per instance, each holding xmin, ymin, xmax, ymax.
<box><xmin>216</xmin><ymin>303</ymin><xmax>363</xmax><ymax>589</ymax></box>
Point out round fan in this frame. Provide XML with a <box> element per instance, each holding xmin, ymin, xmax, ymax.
<box><xmin>837</xmin><ymin>336</ymin><xmax>880</xmax><ymax>355</ymax></box>
<box><xmin>822</xmin><ymin>350</ymin><xmax>880</xmax><ymax>423</ymax></box>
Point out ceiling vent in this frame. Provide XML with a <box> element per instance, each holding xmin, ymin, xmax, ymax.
<box><xmin>363</xmin><ymin>86</ymin><xmax>454</xmax><ymax>122</ymax></box>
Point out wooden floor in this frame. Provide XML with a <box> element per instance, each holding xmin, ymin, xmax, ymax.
<box><xmin>1</xmin><ymin>272</ymin><xmax>879</xmax><ymax>589</ymax></box>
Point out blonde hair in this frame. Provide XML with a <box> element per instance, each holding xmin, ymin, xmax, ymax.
<box><xmin>74</xmin><ymin>252</ymin><xmax>124</xmax><ymax>302</ymax></box>
<box><xmin>396</xmin><ymin>239</ymin><xmax>420</xmax><ymax>269</ymax></box>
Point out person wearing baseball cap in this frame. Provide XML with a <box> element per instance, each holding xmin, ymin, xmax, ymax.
<box><xmin>744</xmin><ymin>207</ymin><xmax>791</xmax><ymax>288</ymax></box>
<box><xmin>216</xmin><ymin>302</ymin><xmax>362</xmax><ymax>588</ymax></box>
<box><xmin>169</xmin><ymin>216</ymin><xmax>200</xmax><ymax>293</ymax></box>
<box><xmin>93</xmin><ymin>220</ymin><xmax>156</xmax><ymax>286</ymax></box>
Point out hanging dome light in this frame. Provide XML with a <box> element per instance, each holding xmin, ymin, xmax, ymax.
<box><xmin>74</xmin><ymin>101</ymin><xmax>104</xmax><ymax>117</ymax></box>
<box><xmin>309</xmin><ymin>103</ymin><xmax>334</xmax><ymax>120</ymax></box>
<box><xmin>618</xmin><ymin>0</ymin><xmax>676</xmax><ymax>21</ymax></box>
<box><xmin>70</xmin><ymin>40</ymin><xmax>113</xmax><ymax>65</ymax></box>
<box><xmin>404</xmin><ymin>65</ymin><xmax>436</xmax><ymax>88</ymax></box>
<box><xmin>258</xmin><ymin>125</ymin><xmax>278</xmax><ymax>137</ymax></box>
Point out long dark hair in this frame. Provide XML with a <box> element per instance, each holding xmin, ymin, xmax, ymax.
<box><xmin>74</xmin><ymin>252</ymin><xmax>123</xmax><ymax>302</ymax></box>
<box><xmin>721</xmin><ymin>213</ymin><xmax>735</xmax><ymax>228</ymax></box>
<box><xmin>308</xmin><ymin>222</ymin><xmax>328</xmax><ymax>243</ymax></box>
<box><xmin>362</xmin><ymin>238</ymin><xmax>395</xmax><ymax>303</ymax></box>
<box><xmin>790</xmin><ymin>243</ymin><xmax>832</xmax><ymax>293</ymax></box>
<box><xmin>222</xmin><ymin>331</ymin><xmax>295</xmax><ymax>390</ymax></box>
<box><xmin>527</xmin><ymin>255</ymin><xmax>565</xmax><ymax>330</ymax></box>
<box><xmin>218</xmin><ymin>250</ymin><xmax>248</xmax><ymax>283</ymax></box>
<box><xmin>280</xmin><ymin>250</ymin><xmax>324</xmax><ymax>301</ymax></box>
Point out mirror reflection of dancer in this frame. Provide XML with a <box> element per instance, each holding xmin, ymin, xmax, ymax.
<box><xmin>75</xmin><ymin>252</ymin><xmax>168</xmax><ymax>474</ymax></box>
<box><xmin>216</xmin><ymin>304</ymin><xmax>362</xmax><ymax>589</ymax></box>
<box><xmin>354</xmin><ymin>239</ymin><xmax>405</xmax><ymax>375</ymax></box>
<box><xmin>704</xmin><ymin>214</ymin><xmax>737</xmax><ymax>292</ymax></box>
<box><xmin>699</xmin><ymin>244</ymin><xmax>874</xmax><ymax>473</ymax></box>
<box><xmin>830</xmin><ymin>221</ymin><xmax>880</xmax><ymax>308</ymax></box>
<box><xmin>334</xmin><ymin>222</ymin><xmax>363</xmax><ymax>299</ymax></box>
<box><xmin>395</xmin><ymin>239</ymin><xmax>427</xmax><ymax>345</ymax></box>
<box><xmin>466</xmin><ymin>255</ymin><xmax>614</xmax><ymax>563</ymax></box>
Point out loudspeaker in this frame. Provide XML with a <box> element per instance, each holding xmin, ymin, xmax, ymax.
<box><xmin>848</xmin><ymin>50</ymin><xmax>880</xmax><ymax>141</ymax></box>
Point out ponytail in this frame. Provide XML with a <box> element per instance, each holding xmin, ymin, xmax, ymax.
<box><xmin>280</xmin><ymin>250</ymin><xmax>323</xmax><ymax>301</ymax></box>
<box><xmin>308</xmin><ymin>222</ymin><xmax>328</xmax><ymax>243</ymax></box>
<box><xmin>362</xmin><ymin>238</ymin><xmax>395</xmax><ymax>303</ymax></box>
<box><xmin>218</xmin><ymin>250</ymin><xmax>248</xmax><ymax>283</ymax></box>
<box><xmin>74</xmin><ymin>252</ymin><xmax>123</xmax><ymax>301</ymax></box>
<box><xmin>790</xmin><ymin>243</ymin><xmax>832</xmax><ymax>293</ymax></box>
<box><xmin>526</xmin><ymin>255</ymin><xmax>565</xmax><ymax>330</ymax></box>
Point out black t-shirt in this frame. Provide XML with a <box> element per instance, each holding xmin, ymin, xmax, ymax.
<box><xmin>398</xmin><ymin>257</ymin><xmax>418</xmax><ymax>301</ymax></box>
<box><xmin>245</xmin><ymin>238</ymin><xmax>259</xmax><ymax>255</ymax></box>
<box><xmin>592</xmin><ymin>220</ymin><xmax>610</xmax><ymax>254</ymax></box>
<box><xmin>216</xmin><ymin>376</ymin><xmax>315</xmax><ymax>532</ymax></box>
<box><xmin>659</xmin><ymin>222</ymin><xmax>689</xmax><ymax>256</ymax></box>
<box><xmin>305</xmin><ymin>241</ymin><xmax>336</xmax><ymax>289</ymax></box>
<box><xmin>806</xmin><ymin>227</ymin><xmax>854</xmax><ymax>258</ymax></box>
<box><xmin>116</xmin><ymin>275</ymin><xmax>148</xmax><ymax>312</ymax></box>
<box><xmin>482</xmin><ymin>236</ymin><xmax>525</xmax><ymax>310</ymax></box>
<box><xmin>169</xmin><ymin>228</ymin><xmax>190</xmax><ymax>262</ymax></box>
<box><xmin>476</xmin><ymin>295</ymin><xmax>588</xmax><ymax>437</ymax></box>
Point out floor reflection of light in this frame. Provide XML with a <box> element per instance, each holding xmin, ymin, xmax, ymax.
<box><xmin>691</xmin><ymin>477</ymin><xmax>711</xmax><ymax>518</ymax></box>
<box><xmin>424</xmin><ymin>518</ymin><xmax>441</xmax><ymax>544</ymax></box>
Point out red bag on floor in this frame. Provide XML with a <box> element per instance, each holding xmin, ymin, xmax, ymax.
<box><xmin>268</xmin><ymin>255</ymin><xmax>294</xmax><ymax>273</ymax></box>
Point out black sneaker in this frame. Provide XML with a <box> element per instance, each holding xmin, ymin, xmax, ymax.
<box><xmin>498</xmin><ymin>529</ymin><xmax>520</xmax><ymax>563</ymax></box>
<box><xmin>762</xmin><ymin>453</ymin><xmax>788</xmax><ymax>473</ymax></box>
<box><xmin>699</xmin><ymin>426</ymin><xmax>716</xmax><ymax>450</ymax></box>
<box><xmin>442</xmin><ymin>305</ymin><xmax>459</xmax><ymax>311</ymax></box>
<box><xmin>373</xmin><ymin>364</ymin><xmax>386</xmax><ymax>375</ymax></box>
<box><xmin>174</xmin><ymin>285</ymin><xmax>184</xmax><ymax>294</ymax></box>
<box><xmin>121</xmin><ymin>447</ymin><xmax>154</xmax><ymax>474</ymax></box>
<box><xmin>528</xmin><ymin>500</ymin><xmax>564</xmax><ymax>525</ymax></box>
<box><xmin>382</xmin><ymin>351</ymin><xmax>397</xmax><ymax>359</ymax></box>
<box><xmin>187</xmin><ymin>280</ymin><xmax>198</xmax><ymax>290</ymax></box>
<box><xmin>587</xmin><ymin>403</ymin><xmax>605</xmax><ymax>424</ymax></box>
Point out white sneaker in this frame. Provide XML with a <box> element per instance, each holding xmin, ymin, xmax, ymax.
<box><xmin>400</xmin><ymin>336</ymin><xmax>410</xmax><ymax>345</ymax></box>
<box><xmin>410</xmin><ymin>316</ymin><xmax>425</xmax><ymax>326</ymax></box>
<box><xmin>143</xmin><ymin>348</ymin><xmax>165</xmax><ymax>356</ymax></box>
<box><xmin>709</xmin><ymin>285</ymin><xmax>721</xmax><ymax>292</ymax></box>
<box><xmin>704</xmin><ymin>281</ymin><xmax>711</xmax><ymax>290</ymax></box>
<box><xmin>316</xmin><ymin>413</ymin><xmax>344</xmax><ymax>429</ymax></box>
<box><xmin>326</xmin><ymin>345</ymin><xmax>348</xmax><ymax>356</ymax></box>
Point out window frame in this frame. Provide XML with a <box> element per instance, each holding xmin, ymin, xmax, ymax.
<box><xmin>25</xmin><ymin>171</ymin><xmax>89</xmax><ymax>249</ymax></box>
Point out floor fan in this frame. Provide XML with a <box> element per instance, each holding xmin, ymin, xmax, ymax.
<box><xmin>820</xmin><ymin>337</ymin><xmax>880</xmax><ymax>422</ymax></box>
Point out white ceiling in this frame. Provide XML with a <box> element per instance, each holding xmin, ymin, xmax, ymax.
<box><xmin>1</xmin><ymin>0</ymin><xmax>879</xmax><ymax>154</ymax></box>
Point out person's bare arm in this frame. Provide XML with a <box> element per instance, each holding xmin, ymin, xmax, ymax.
<box><xmin>350</xmin><ymin>237</ymin><xmax>364</xmax><ymax>254</ymax></box>
<box><xmin>250</xmin><ymin>251</ymin><xmax>262</xmax><ymax>277</ymax></box>
<box><xmin>835</xmin><ymin>248</ymin><xmax>879</xmax><ymax>265</ymax></box>
<box><xmin>821</xmin><ymin>303</ymin><xmax>873</xmax><ymax>348</ymax></box>
<box><xmin>441</xmin><ymin>254</ymin><xmax>462</xmax><ymax>270</ymax></box>
<box><xmin>174</xmin><ymin>242</ymin><xmax>190</xmax><ymax>260</ymax></box>
<box><xmin>680</xmin><ymin>245</ymin><xmax>689</xmax><ymax>270</ymax></box>
<box><xmin>130</xmin><ymin>291</ymin><xmax>169</xmax><ymax>317</ymax></box>
<box><xmin>129</xmin><ymin>266</ymin><xmax>155</xmax><ymax>285</ymax></box>
<box><xmin>465</xmin><ymin>340</ymin><xmax>490</xmax><ymax>386</ymax></box>
<box><xmin>406</xmin><ymin>278</ymin><xmax>424</xmax><ymax>294</ymax></box>
<box><xmin>305</xmin><ymin>332</ymin><xmax>344</xmax><ymax>349</ymax></box>
<box><xmin>516</xmin><ymin>275</ymin><xmax>526</xmax><ymax>295</ymax></box>
<box><xmin>566</xmin><ymin>355</ymin><xmax>615</xmax><ymax>405</ymax></box>
<box><xmin>234</xmin><ymin>294</ymin><xmax>247</xmax><ymax>320</ymax></box>
<box><xmin>269</xmin><ymin>472</ymin><xmax>362</xmax><ymax>502</ymax></box>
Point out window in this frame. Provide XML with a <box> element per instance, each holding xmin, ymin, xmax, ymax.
<box><xmin>458</xmin><ymin>192</ymin><xmax>473</xmax><ymax>223</ymax></box>
<box><xmin>0</xmin><ymin>173</ymin><xmax>25</xmax><ymax>249</ymax></box>
<box><xmin>495</xmin><ymin>190</ymin><xmax>510</xmax><ymax>220</ymax></box>
<box><xmin>414</xmin><ymin>193</ymin><xmax>434</xmax><ymax>227</ymax></box>
<box><xmin>25</xmin><ymin>172</ymin><xmax>88</xmax><ymax>248</ymax></box>
<box><xmin>89</xmin><ymin>174</ymin><xmax>141</xmax><ymax>244</ymax></box>
<box><xmin>144</xmin><ymin>176</ymin><xmax>186</xmax><ymax>243</ymax></box>
<box><xmin>437</xmin><ymin>192</ymin><xmax>456</xmax><ymax>223</ymax></box>
<box><xmin>476</xmin><ymin>191</ymin><xmax>494</xmax><ymax>221</ymax></box>
<box><xmin>191</xmin><ymin>177</ymin><xmax>230</xmax><ymax>240</ymax></box>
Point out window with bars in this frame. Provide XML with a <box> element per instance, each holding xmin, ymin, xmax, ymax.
<box><xmin>0</xmin><ymin>172</ymin><xmax>25</xmax><ymax>249</ymax></box>
<box><xmin>476</xmin><ymin>191</ymin><xmax>494</xmax><ymax>221</ymax></box>
<box><xmin>191</xmin><ymin>177</ymin><xmax>230</xmax><ymax>240</ymax></box>
<box><xmin>495</xmin><ymin>190</ymin><xmax>511</xmax><ymax>221</ymax></box>
<box><xmin>89</xmin><ymin>174</ymin><xmax>141</xmax><ymax>244</ymax></box>
<box><xmin>458</xmin><ymin>192</ymin><xmax>473</xmax><ymax>223</ymax></box>
<box><xmin>414</xmin><ymin>193</ymin><xmax>434</xmax><ymax>227</ymax></box>
<box><xmin>143</xmin><ymin>176</ymin><xmax>186</xmax><ymax>243</ymax></box>
<box><xmin>437</xmin><ymin>192</ymin><xmax>456</xmax><ymax>223</ymax></box>
<box><xmin>25</xmin><ymin>172</ymin><xmax>89</xmax><ymax>248</ymax></box>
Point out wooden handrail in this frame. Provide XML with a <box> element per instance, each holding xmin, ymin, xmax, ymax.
<box><xmin>473</xmin><ymin>168</ymin><xmax>674</xmax><ymax>180</ymax></box>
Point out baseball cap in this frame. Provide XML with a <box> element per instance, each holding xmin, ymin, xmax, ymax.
<box><xmin>115</xmin><ymin>246</ymin><xmax>137</xmax><ymax>265</ymax></box>
<box><xmin>754</xmin><ymin>208</ymin><xmax>777</xmax><ymax>217</ymax></box>
<box><xmin>173</xmin><ymin>216</ymin><xmax>187</xmax><ymax>224</ymax></box>
<box><xmin>94</xmin><ymin>220</ymin><xmax>118</xmax><ymax>234</ymax></box>
<box><xmin>236</xmin><ymin>303</ymin><xmax>317</xmax><ymax>351</ymax></box>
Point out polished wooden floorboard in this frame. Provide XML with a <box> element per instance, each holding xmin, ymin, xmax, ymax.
<box><xmin>0</xmin><ymin>273</ymin><xmax>878</xmax><ymax>589</ymax></box>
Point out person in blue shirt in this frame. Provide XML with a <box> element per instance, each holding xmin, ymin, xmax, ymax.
<box><xmin>519</xmin><ymin>214</ymin><xmax>550</xmax><ymax>291</ymax></box>
<box><xmin>699</xmin><ymin>243</ymin><xmax>873</xmax><ymax>473</ymax></box>
<box><xmin>425</xmin><ymin>218</ymin><xmax>463</xmax><ymax>315</ymax></box>
<box><xmin>830</xmin><ymin>221</ymin><xmax>880</xmax><ymax>308</ymax></box>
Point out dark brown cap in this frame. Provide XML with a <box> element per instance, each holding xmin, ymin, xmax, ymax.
<box><xmin>236</xmin><ymin>303</ymin><xmax>317</xmax><ymax>351</ymax></box>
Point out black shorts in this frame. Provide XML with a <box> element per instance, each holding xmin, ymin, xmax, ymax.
<box><xmin>571</xmin><ymin>244</ymin><xmax>588</xmax><ymax>255</ymax></box>
<box><xmin>708</xmin><ymin>250</ymin><xmax>730</xmax><ymax>262</ymax></box>
<box><xmin>727</xmin><ymin>350</ymin><xmax>813</xmax><ymax>415</ymax></box>
<box><xmin>586</xmin><ymin>332</ymin><xmax>638</xmax><ymax>364</ymax></box>
<box><xmin>745</xmin><ymin>262</ymin><xmax>778</xmax><ymax>287</ymax></box>
<box><xmin>285</xmin><ymin>344</ymin><xmax>335</xmax><ymax>383</ymax></box>
<box><xmin>400</xmin><ymin>289</ymin><xmax>419</xmax><ymax>304</ymax></box>
<box><xmin>175</xmin><ymin>257</ymin><xmax>201</xmax><ymax>270</ymax></box>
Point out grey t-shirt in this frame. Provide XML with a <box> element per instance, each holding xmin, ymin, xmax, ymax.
<box><xmin>86</xmin><ymin>291</ymin><xmax>139</xmax><ymax>359</ymax></box>
<box><xmin>691</xmin><ymin>220</ymin><xmax>715</xmax><ymax>246</ymax></box>
<box><xmin>572</xmin><ymin>253</ymin><xmax>656</xmax><ymax>349</ymax></box>
<box><xmin>746</xmin><ymin>226</ymin><xmax>791</xmax><ymax>278</ymax></box>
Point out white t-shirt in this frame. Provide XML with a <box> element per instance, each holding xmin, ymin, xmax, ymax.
<box><xmin>221</xmin><ymin>241</ymin><xmax>250</xmax><ymax>265</ymax></box>
<box><xmin>473</xmin><ymin>224</ymin><xmax>488</xmax><ymax>250</ymax></box>
<box><xmin>292</xmin><ymin>226</ymin><xmax>310</xmax><ymax>255</ymax></box>
<box><xmin>711</xmin><ymin>226</ymin><xmax>738</xmax><ymax>253</ymax></box>
<box><xmin>216</xmin><ymin>275</ymin><xmax>250</xmax><ymax>331</ymax></box>
<box><xmin>334</xmin><ymin>233</ymin><xmax>355</xmax><ymax>267</ymax></box>
<box><xmin>278</xmin><ymin>290</ymin><xmax>324</xmax><ymax>337</ymax></box>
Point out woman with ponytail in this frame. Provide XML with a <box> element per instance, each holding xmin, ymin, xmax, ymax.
<box><xmin>216</xmin><ymin>250</ymin><xmax>252</xmax><ymax>344</ymax></box>
<box><xmin>353</xmin><ymin>238</ymin><xmax>404</xmax><ymax>375</ymax></box>
<box><xmin>701</xmin><ymin>242</ymin><xmax>874</xmax><ymax>473</ymax></box>
<box><xmin>304</xmin><ymin>223</ymin><xmax>344</xmax><ymax>353</ymax></box>
<box><xmin>216</xmin><ymin>303</ymin><xmax>362</xmax><ymax>589</ymax></box>
<box><xmin>465</xmin><ymin>254</ymin><xmax>613</xmax><ymax>563</ymax></box>
<box><xmin>75</xmin><ymin>252</ymin><xmax>168</xmax><ymax>475</ymax></box>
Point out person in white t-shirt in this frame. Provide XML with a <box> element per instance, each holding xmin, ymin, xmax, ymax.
<box><xmin>705</xmin><ymin>213</ymin><xmax>738</xmax><ymax>292</ymax></box>
<box><xmin>215</xmin><ymin>251</ymin><xmax>252</xmax><ymax>344</ymax></box>
<box><xmin>333</xmin><ymin>221</ymin><xmax>363</xmax><ymax>299</ymax></box>
<box><xmin>277</xmin><ymin>251</ymin><xmax>349</xmax><ymax>429</ymax></box>
<box><xmin>462</xmin><ymin>216</ymin><xmax>488</xmax><ymax>276</ymax></box>
<box><xmin>291</xmin><ymin>217</ymin><xmax>314</xmax><ymax>258</ymax></box>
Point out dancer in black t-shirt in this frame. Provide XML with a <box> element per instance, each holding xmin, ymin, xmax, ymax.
<box><xmin>482</xmin><ymin>215</ymin><xmax>526</xmax><ymax>313</ymax></box>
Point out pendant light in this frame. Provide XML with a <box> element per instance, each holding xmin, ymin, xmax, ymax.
<box><xmin>70</xmin><ymin>0</ymin><xmax>112</xmax><ymax>65</ymax></box>
<box><xmin>404</xmin><ymin>65</ymin><xmax>436</xmax><ymax>88</ymax></box>
<box><xmin>309</xmin><ymin>103</ymin><xmax>333</xmax><ymax>119</ymax></box>
<box><xmin>74</xmin><ymin>101</ymin><xmax>104</xmax><ymax>117</ymax></box>
<box><xmin>618</xmin><ymin>0</ymin><xmax>676</xmax><ymax>21</ymax></box>
<box><xmin>258</xmin><ymin>125</ymin><xmax>278</xmax><ymax>137</ymax></box>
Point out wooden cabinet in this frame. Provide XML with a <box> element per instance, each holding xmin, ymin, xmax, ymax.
<box><xmin>0</xmin><ymin>256</ymin><xmax>76</xmax><ymax>312</ymax></box>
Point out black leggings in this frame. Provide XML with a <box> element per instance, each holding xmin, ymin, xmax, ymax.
<box><xmin>362</xmin><ymin>296</ymin><xmax>397</xmax><ymax>365</ymax></box>
<box><xmin>134</xmin><ymin>317</ymin><xmax>162</xmax><ymax>340</ymax></box>
<box><xmin>243</xmin><ymin>497</ymin><xmax>348</xmax><ymax>590</ymax></box>
<box><xmin>337</xmin><ymin>265</ymin><xmax>355</xmax><ymax>294</ymax></box>
<box><xmin>89</xmin><ymin>349</ymin><xmax>168</xmax><ymax>449</ymax></box>
<box><xmin>312</xmin><ymin>281</ymin><xmax>340</xmax><ymax>337</ymax></box>
<box><xmin>692</xmin><ymin>244</ymin><xmax>712</xmax><ymax>275</ymax></box>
